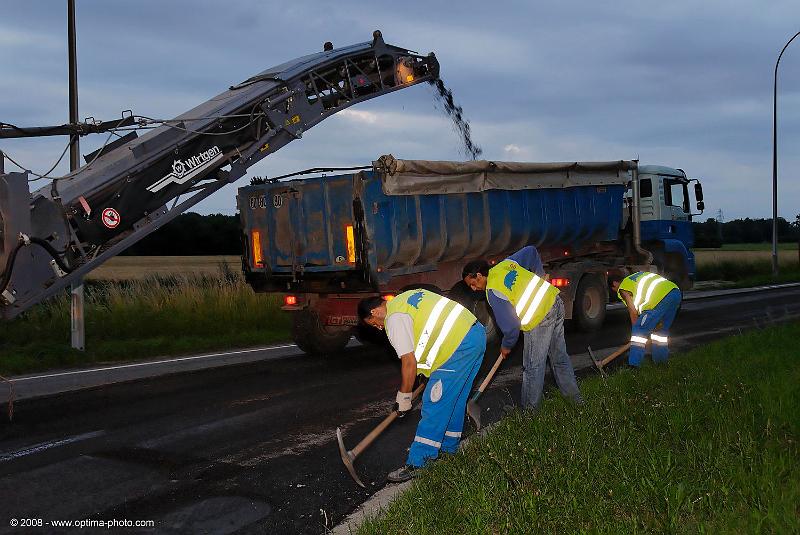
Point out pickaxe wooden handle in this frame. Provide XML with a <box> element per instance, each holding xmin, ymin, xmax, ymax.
<box><xmin>336</xmin><ymin>380</ymin><xmax>427</xmax><ymax>487</ymax></box>
<box><xmin>473</xmin><ymin>354</ymin><xmax>504</xmax><ymax>400</ymax></box>
<box><xmin>600</xmin><ymin>342</ymin><xmax>631</xmax><ymax>367</ymax></box>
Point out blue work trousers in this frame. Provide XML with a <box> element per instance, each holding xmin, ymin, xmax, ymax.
<box><xmin>407</xmin><ymin>322</ymin><xmax>486</xmax><ymax>467</ymax></box>
<box><xmin>629</xmin><ymin>288</ymin><xmax>682</xmax><ymax>366</ymax></box>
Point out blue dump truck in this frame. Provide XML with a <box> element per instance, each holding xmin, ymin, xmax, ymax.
<box><xmin>238</xmin><ymin>155</ymin><xmax>704</xmax><ymax>353</ymax></box>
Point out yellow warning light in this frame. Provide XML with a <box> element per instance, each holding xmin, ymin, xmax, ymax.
<box><xmin>345</xmin><ymin>224</ymin><xmax>356</xmax><ymax>263</ymax></box>
<box><xmin>252</xmin><ymin>230</ymin><xmax>264</xmax><ymax>267</ymax></box>
<box><xmin>397</xmin><ymin>57</ymin><xmax>415</xmax><ymax>85</ymax></box>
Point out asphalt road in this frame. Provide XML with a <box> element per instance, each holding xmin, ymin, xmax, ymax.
<box><xmin>1</xmin><ymin>287</ymin><xmax>799</xmax><ymax>534</ymax></box>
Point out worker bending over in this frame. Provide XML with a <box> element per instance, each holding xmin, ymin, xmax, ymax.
<box><xmin>609</xmin><ymin>271</ymin><xmax>682</xmax><ymax>367</ymax></box>
<box><xmin>462</xmin><ymin>246</ymin><xmax>583</xmax><ymax>410</ymax></box>
<box><xmin>358</xmin><ymin>289</ymin><xmax>486</xmax><ymax>482</ymax></box>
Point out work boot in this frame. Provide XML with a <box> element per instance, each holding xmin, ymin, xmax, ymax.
<box><xmin>387</xmin><ymin>465</ymin><xmax>418</xmax><ymax>483</ymax></box>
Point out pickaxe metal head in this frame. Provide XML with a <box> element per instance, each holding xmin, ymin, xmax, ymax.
<box><xmin>587</xmin><ymin>346</ymin><xmax>607</xmax><ymax>377</ymax></box>
<box><xmin>336</xmin><ymin>427</ymin><xmax>365</xmax><ymax>488</ymax></box>
<box><xmin>466</xmin><ymin>396</ymin><xmax>482</xmax><ymax>430</ymax></box>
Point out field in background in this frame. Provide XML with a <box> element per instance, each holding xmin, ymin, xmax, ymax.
<box><xmin>0</xmin><ymin>270</ymin><xmax>291</xmax><ymax>376</ymax></box>
<box><xmin>694</xmin><ymin>249</ymin><xmax>797</xmax><ymax>267</ymax></box>
<box><xmin>693</xmin><ymin>244</ymin><xmax>800</xmax><ymax>285</ymax></box>
<box><xmin>90</xmin><ymin>248</ymin><xmax>800</xmax><ymax>283</ymax></box>
<box><xmin>88</xmin><ymin>255</ymin><xmax>241</xmax><ymax>280</ymax></box>
<box><xmin>5</xmin><ymin>245</ymin><xmax>797</xmax><ymax>375</ymax></box>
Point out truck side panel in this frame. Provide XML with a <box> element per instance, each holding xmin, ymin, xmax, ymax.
<box><xmin>239</xmin><ymin>171</ymin><xmax>625</xmax><ymax>291</ymax></box>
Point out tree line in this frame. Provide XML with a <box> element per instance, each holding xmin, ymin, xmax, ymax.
<box><xmin>122</xmin><ymin>213</ymin><xmax>798</xmax><ymax>255</ymax></box>
<box><xmin>693</xmin><ymin>217</ymin><xmax>799</xmax><ymax>248</ymax></box>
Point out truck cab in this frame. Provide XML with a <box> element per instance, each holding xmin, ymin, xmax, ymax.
<box><xmin>635</xmin><ymin>165</ymin><xmax>704</xmax><ymax>288</ymax></box>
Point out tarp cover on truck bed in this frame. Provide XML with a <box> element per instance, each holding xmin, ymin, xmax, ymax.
<box><xmin>375</xmin><ymin>154</ymin><xmax>637</xmax><ymax>195</ymax></box>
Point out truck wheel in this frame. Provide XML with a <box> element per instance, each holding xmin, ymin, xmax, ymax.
<box><xmin>353</xmin><ymin>323</ymin><xmax>398</xmax><ymax>360</ymax></box>
<box><xmin>398</xmin><ymin>284</ymin><xmax>443</xmax><ymax>295</ymax></box>
<box><xmin>665</xmin><ymin>253</ymin><xmax>691</xmax><ymax>290</ymax></box>
<box><xmin>652</xmin><ymin>248</ymin><xmax>691</xmax><ymax>289</ymax></box>
<box><xmin>291</xmin><ymin>309</ymin><xmax>352</xmax><ymax>355</ymax></box>
<box><xmin>573</xmin><ymin>275</ymin><xmax>607</xmax><ymax>332</ymax></box>
<box><xmin>448</xmin><ymin>281</ymin><xmax>499</xmax><ymax>345</ymax></box>
<box><xmin>473</xmin><ymin>301</ymin><xmax>500</xmax><ymax>346</ymax></box>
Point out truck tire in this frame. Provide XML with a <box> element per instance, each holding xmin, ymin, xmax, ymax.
<box><xmin>291</xmin><ymin>309</ymin><xmax>352</xmax><ymax>355</ymax></box>
<box><xmin>353</xmin><ymin>323</ymin><xmax>398</xmax><ymax>360</ymax></box>
<box><xmin>572</xmin><ymin>275</ymin><xmax>607</xmax><ymax>332</ymax></box>
<box><xmin>448</xmin><ymin>280</ymin><xmax>499</xmax><ymax>345</ymax></box>
<box><xmin>398</xmin><ymin>284</ymin><xmax>443</xmax><ymax>295</ymax></box>
<box><xmin>473</xmin><ymin>300</ymin><xmax>500</xmax><ymax>346</ymax></box>
<box><xmin>651</xmin><ymin>247</ymin><xmax>691</xmax><ymax>290</ymax></box>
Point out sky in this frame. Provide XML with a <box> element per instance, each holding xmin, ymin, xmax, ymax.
<box><xmin>1</xmin><ymin>0</ymin><xmax>799</xmax><ymax>222</ymax></box>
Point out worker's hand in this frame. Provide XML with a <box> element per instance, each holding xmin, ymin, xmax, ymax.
<box><xmin>500</xmin><ymin>347</ymin><xmax>512</xmax><ymax>360</ymax></box>
<box><xmin>394</xmin><ymin>390</ymin><xmax>412</xmax><ymax>417</ymax></box>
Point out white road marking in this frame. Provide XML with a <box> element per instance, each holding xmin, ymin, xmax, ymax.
<box><xmin>0</xmin><ymin>430</ymin><xmax>106</xmax><ymax>462</ymax></box>
<box><xmin>10</xmin><ymin>344</ymin><xmax>299</xmax><ymax>383</ymax></box>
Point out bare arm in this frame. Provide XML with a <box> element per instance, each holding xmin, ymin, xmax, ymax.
<box><xmin>399</xmin><ymin>352</ymin><xmax>417</xmax><ymax>392</ymax></box>
<box><xmin>620</xmin><ymin>290</ymin><xmax>638</xmax><ymax>324</ymax></box>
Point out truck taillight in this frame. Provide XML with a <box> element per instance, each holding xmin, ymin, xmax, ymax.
<box><xmin>345</xmin><ymin>224</ymin><xmax>356</xmax><ymax>263</ymax></box>
<box><xmin>284</xmin><ymin>295</ymin><xmax>298</xmax><ymax>306</ymax></box>
<box><xmin>551</xmin><ymin>278</ymin><xmax>569</xmax><ymax>287</ymax></box>
<box><xmin>252</xmin><ymin>230</ymin><xmax>264</xmax><ymax>267</ymax></box>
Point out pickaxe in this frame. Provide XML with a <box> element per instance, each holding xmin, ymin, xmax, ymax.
<box><xmin>466</xmin><ymin>354</ymin><xmax>504</xmax><ymax>430</ymax></box>
<box><xmin>588</xmin><ymin>342</ymin><xmax>631</xmax><ymax>376</ymax></box>
<box><xmin>336</xmin><ymin>381</ymin><xmax>427</xmax><ymax>488</ymax></box>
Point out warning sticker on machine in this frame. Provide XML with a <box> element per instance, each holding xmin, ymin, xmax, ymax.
<box><xmin>101</xmin><ymin>207</ymin><xmax>121</xmax><ymax>229</ymax></box>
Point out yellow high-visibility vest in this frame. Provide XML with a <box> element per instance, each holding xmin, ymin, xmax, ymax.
<box><xmin>486</xmin><ymin>259</ymin><xmax>559</xmax><ymax>331</ymax></box>
<box><xmin>385</xmin><ymin>289</ymin><xmax>477</xmax><ymax>376</ymax></box>
<box><xmin>618</xmin><ymin>271</ymin><xmax>678</xmax><ymax>313</ymax></box>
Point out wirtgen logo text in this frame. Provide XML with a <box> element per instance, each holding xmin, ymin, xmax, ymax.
<box><xmin>147</xmin><ymin>146</ymin><xmax>223</xmax><ymax>193</ymax></box>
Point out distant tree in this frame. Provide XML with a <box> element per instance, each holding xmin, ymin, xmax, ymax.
<box><xmin>693</xmin><ymin>218</ymin><xmax>722</xmax><ymax>248</ymax></box>
<box><xmin>122</xmin><ymin>213</ymin><xmax>243</xmax><ymax>256</ymax></box>
<box><xmin>693</xmin><ymin>216</ymin><xmax>798</xmax><ymax>246</ymax></box>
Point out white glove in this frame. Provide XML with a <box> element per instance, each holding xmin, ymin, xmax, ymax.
<box><xmin>395</xmin><ymin>391</ymin><xmax>413</xmax><ymax>415</ymax></box>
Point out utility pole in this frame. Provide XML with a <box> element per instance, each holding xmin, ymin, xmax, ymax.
<box><xmin>772</xmin><ymin>31</ymin><xmax>800</xmax><ymax>278</ymax></box>
<box><xmin>68</xmin><ymin>0</ymin><xmax>85</xmax><ymax>351</ymax></box>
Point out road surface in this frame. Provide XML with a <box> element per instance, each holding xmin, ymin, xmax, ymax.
<box><xmin>1</xmin><ymin>286</ymin><xmax>798</xmax><ymax>534</ymax></box>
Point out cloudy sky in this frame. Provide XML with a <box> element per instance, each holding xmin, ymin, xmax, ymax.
<box><xmin>1</xmin><ymin>0</ymin><xmax>799</xmax><ymax>221</ymax></box>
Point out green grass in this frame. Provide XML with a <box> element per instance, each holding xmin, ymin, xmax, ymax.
<box><xmin>359</xmin><ymin>323</ymin><xmax>800</xmax><ymax>534</ymax></box>
<box><xmin>696</xmin><ymin>259</ymin><xmax>800</xmax><ymax>283</ymax></box>
<box><xmin>0</xmin><ymin>266</ymin><xmax>291</xmax><ymax>376</ymax></box>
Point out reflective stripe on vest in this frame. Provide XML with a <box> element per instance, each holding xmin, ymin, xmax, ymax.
<box><xmin>619</xmin><ymin>272</ymin><xmax>678</xmax><ymax>313</ymax></box>
<box><xmin>486</xmin><ymin>259</ymin><xmax>559</xmax><ymax>331</ymax></box>
<box><xmin>385</xmin><ymin>289</ymin><xmax>477</xmax><ymax>376</ymax></box>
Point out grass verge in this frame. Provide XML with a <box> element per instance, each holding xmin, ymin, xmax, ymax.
<box><xmin>696</xmin><ymin>259</ymin><xmax>800</xmax><ymax>288</ymax></box>
<box><xmin>0</xmin><ymin>267</ymin><xmax>291</xmax><ymax>376</ymax></box>
<box><xmin>359</xmin><ymin>323</ymin><xmax>800</xmax><ymax>534</ymax></box>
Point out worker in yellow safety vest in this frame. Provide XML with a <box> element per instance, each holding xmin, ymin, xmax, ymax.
<box><xmin>358</xmin><ymin>289</ymin><xmax>486</xmax><ymax>482</ymax></box>
<box><xmin>609</xmin><ymin>271</ymin><xmax>682</xmax><ymax>367</ymax></box>
<box><xmin>463</xmin><ymin>246</ymin><xmax>584</xmax><ymax>410</ymax></box>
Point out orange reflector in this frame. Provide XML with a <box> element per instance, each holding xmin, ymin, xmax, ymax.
<box><xmin>252</xmin><ymin>230</ymin><xmax>264</xmax><ymax>267</ymax></box>
<box><xmin>405</xmin><ymin>74</ymin><xmax>414</xmax><ymax>82</ymax></box>
<box><xmin>551</xmin><ymin>278</ymin><xmax>570</xmax><ymax>287</ymax></box>
<box><xmin>345</xmin><ymin>224</ymin><xmax>356</xmax><ymax>263</ymax></box>
<box><xmin>284</xmin><ymin>295</ymin><xmax>298</xmax><ymax>306</ymax></box>
<box><xmin>382</xmin><ymin>294</ymin><xmax>395</xmax><ymax>301</ymax></box>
